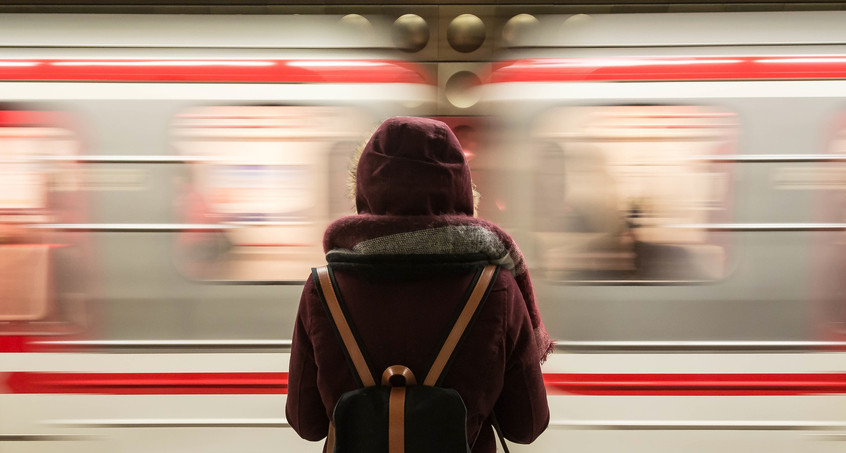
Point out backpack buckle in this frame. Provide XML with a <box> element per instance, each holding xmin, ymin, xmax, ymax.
<box><xmin>381</xmin><ymin>365</ymin><xmax>417</xmax><ymax>387</ymax></box>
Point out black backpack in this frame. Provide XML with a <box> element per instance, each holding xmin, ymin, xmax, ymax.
<box><xmin>312</xmin><ymin>264</ymin><xmax>501</xmax><ymax>453</ymax></box>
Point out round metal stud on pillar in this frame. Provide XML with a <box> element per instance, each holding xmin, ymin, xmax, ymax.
<box><xmin>447</xmin><ymin>14</ymin><xmax>486</xmax><ymax>53</ymax></box>
<box><xmin>501</xmin><ymin>14</ymin><xmax>539</xmax><ymax>47</ymax></box>
<box><xmin>338</xmin><ymin>14</ymin><xmax>375</xmax><ymax>41</ymax></box>
<box><xmin>562</xmin><ymin>14</ymin><xmax>592</xmax><ymax>30</ymax></box>
<box><xmin>392</xmin><ymin>14</ymin><xmax>430</xmax><ymax>53</ymax></box>
<box><xmin>444</xmin><ymin>70</ymin><xmax>482</xmax><ymax>109</ymax></box>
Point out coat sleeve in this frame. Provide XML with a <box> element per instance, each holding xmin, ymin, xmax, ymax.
<box><xmin>492</xmin><ymin>277</ymin><xmax>550</xmax><ymax>444</ymax></box>
<box><xmin>285</xmin><ymin>277</ymin><xmax>330</xmax><ymax>441</ymax></box>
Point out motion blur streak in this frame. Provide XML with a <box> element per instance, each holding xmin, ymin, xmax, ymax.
<box><xmin>2</xmin><ymin>10</ymin><xmax>846</xmax><ymax>453</ymax></box>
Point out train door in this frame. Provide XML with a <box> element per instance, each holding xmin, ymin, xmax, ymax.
<box><xmin>810</xmin><ymin>115</ymin><xmax>846</xmax><ymax>343</ymax></box>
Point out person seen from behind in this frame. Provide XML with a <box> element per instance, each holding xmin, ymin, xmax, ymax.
<box><xmin>286</xmin><ymin>116</ymin><xmax>553</xmax><ymax>452</ymax></box>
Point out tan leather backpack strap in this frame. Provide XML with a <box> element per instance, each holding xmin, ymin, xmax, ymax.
<box><xmin>388</xmin><ymin>387</ymin><xmax>407</xmax><ymax>453</ymax></box>
<box><xmin>314</xmin><ymin>266</ymin><xmax>376</xmax><ymax>387</ymax></box>
<box><xmin>326</xmin><ymin>422</ymin><xmax>336</xmax><ymax>453</ymax></box>
<box><xmin>423</xmin><ymin>264</ymin><xmax>498</xmax><ymax>386</ymax></box>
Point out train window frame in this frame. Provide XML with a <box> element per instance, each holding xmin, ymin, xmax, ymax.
<box><xmin>169</xmin><ymin>104</ymin><xmax>373</xmax><ymax>284</ymax></box>
<box><xmin>528</xmin><ymin>103</ymin><xmax>736</xmax><ymax>285</ymax></box>
<box><xmin>0</xmin><ymin>108</ymin><xmax>89</xmax><ymax>334</ymax></box>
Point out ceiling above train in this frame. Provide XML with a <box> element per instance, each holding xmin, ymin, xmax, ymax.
<box><xmin>1</xmin><ymin>1</ymin><xmax>845</xmax><ymax>14</ymax></box>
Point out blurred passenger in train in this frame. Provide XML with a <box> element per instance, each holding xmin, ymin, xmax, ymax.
<box><xmin>533</xmin><ymin>143</ymin><xmax>636</xmax><ymax>279</ymax></box>
<box><xmin>286</xmin><ymin>117</ymin><xmax>552</xmax><ymax>452</ymax></box>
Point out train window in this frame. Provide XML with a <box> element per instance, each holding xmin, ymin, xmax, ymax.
<box><xmin>172</xmin><ymin>105</ymin><xmax>372</xmax><ymax>282</ymax></box>
<box><xmin>530</xmin><ymin>105</ymin><xmax>735</xmax><ymax>282</ymax></box>
<box><xmin>0</xmin><ymin>110</ymin><xmax>88</xmax><ymax>330</ymax></box>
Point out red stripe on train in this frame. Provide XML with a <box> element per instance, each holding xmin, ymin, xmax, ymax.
<box><xmin>543</xmin><ymin>373</ymin><xmax>846</xmax><ymax>395</ymax></box>
<box><xmin>490</xmin><ymin>56</ymin><xmax>846</xmax><ymax>83</ymax></box>
<box><xmin>0</xmin><ymin>336</ymin><xmax>84</xmax><ymax>353</ymax></box>
<box><xmin>3</xmin><ymin>372</ymin><xmax>846</xmax><ymax>395</ymax></box>
<box><xmin>3</xmin><ymin>372</ymin><xmax>288</xmax><ymax>394</ymax></box>
<box><xmin>0</xmin><ymin>60</ymin><xmax>429</xmax><ymax>84</ymax></box>
<box><xmin>0</xmin><ymin>337</ymin><xmax>30</xmax><ymax>353</ymax></box>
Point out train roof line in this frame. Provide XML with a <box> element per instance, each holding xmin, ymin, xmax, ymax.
<box><xmin>511</xmin><ymin>11</ymin><xmax>846</xmax><ymax>48</ymax></box>
<box><xmin>0</xmin><ymin>14</ymin><xmax>394</xmax><ymax>49</ymax></box>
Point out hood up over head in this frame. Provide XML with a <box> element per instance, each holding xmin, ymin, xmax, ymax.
<box><xmin>355</xmin><ymin>116</ymin><xmax>474</xmax><ymax>216</ymax></box>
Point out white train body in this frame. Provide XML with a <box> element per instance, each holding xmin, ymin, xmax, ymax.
<box><xmin>2</xmin><ymin>11</ymin><xmax>846</xmax><ymax>453</ymax></box>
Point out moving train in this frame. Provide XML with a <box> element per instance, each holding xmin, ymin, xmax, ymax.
<box><xmin>2</xmin><ymin>10</ymin><xmax>846</xmax><ymax>453</ymax></box>
<box><xmin>484</xmin><ymin>10</ymin><xmax>846</xmax><ymax>453</ymax></box>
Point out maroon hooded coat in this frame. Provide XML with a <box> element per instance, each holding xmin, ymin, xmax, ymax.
<box><xmin>286</xmin><ymin>117</ymin><xmax>550</xmax><ymax>452</ymax></box>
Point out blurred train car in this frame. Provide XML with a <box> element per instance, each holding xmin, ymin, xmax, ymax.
<box><xmin>482</xmin><ymin>10</ymin><xmax>846</xmax><ymax>453</ymax></box>
<box><xmin>0</xmin><ymin>13</ymin><xmax>434</xmax><ymax>453</ymax></box>
<box><xmin>4</xmin><ymin>9</ymin><xmax>846</xmax><ymax>453</ymax></box>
